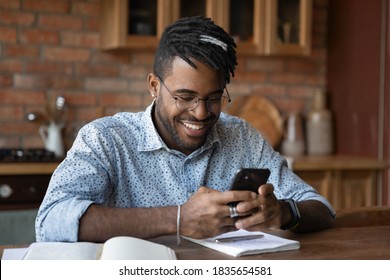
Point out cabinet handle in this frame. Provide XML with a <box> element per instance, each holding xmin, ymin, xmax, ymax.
<box><xmin>0</xmin><ymin>184</ymin><xmax>14</xmax><ymax>198</ymax></box>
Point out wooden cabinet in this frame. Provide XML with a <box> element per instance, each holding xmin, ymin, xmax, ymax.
<box><xmin>0</xmin><ymin>163</ymin><xmax>58</xmax><ymax>210</ymax></box>
<box><xmin>292</xmin><ymin>156</ymin><xmax>388</xmax><ymax>210</ymax></box>
<box><xmin>100</xmin><ymin>0</ymin><xmax>312</xmax><ymax>56</ymax></box>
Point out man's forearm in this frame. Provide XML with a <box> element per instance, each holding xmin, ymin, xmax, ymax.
<box><xmin>78</xmin><ymin>204</ymin><xmax>178</xmax><ymax>242</ymax></box>
<box><xmin>293</xmin><ymin>200</ymin><xmax>335</xmax><ymax>232</ymax></box>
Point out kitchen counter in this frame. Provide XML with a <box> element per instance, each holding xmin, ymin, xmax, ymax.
<box><xmin>292</xmin><ymin>155</ymin><xmax>388</xmax><ymax>171</ymax></box>
<box><xmin>0</xmin><ymin>162</ymin><xmax>60</xmax><ymax>175</ymax></box>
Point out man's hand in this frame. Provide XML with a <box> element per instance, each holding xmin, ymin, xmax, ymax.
<box><xmin>180</xmin><ymin>186</ymin><xmax>257</xmax><ymax>239</ymax></box>
<box><xmin>234</xmin><ymin>184</ymin><xmax>283</xmax><ymax>231</ymax></box>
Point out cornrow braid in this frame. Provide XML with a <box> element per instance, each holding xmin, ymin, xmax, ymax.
<box><xmin>153</xmin><ymin>16</ymin><xmax>237</xmax><ymax>85</ymax></box>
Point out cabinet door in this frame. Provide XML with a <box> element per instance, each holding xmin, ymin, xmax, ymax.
<box><xmin>263</xmin><ymin>0</ymin><xmax>312</xmax><ymax>55</ymax></box>
<box><xmin>337</xmin><ymin>171</ymin><xmax>378</xmax><ymax>209</ymax></box>
<box><xmin>296</xmin><ymin>170</ymin><xmax>334</xmax><ymax>206</ymax></box>
<box><xmin>222</xmin><ymin>0</ymin><xmax>265</xmax><ymax>55</ymax></box>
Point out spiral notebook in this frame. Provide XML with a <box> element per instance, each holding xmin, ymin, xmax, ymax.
<box><xmin>183</xmin><ymin>229</ymin><xmax>300</xmax><ymax>257</ymax></box>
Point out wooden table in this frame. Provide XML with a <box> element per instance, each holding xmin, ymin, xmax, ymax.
<box><xmin>2</xmin><ymin>225</ymin><xmax>389</xmax><ymax>260</ymax></box>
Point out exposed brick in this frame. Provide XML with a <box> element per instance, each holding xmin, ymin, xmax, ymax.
<box><xmin>19</xmin><ymin>28</ymin><xmax>59</xmax><ymax>45</ymax></box>
<box><xmin>38</xmin><ymin>14</ymin><xmax>83</xmax><ymax>31</ymax></box>
<box><xmin>22</xmin><ymin>134</ymin><xmax>45</xmax><ymax>149</ymax></box>
<box><xmin>130</xmin><ymin>52</ymin><xmax>154</xmax><ymax>66</ymax></box>
<box><xmin>75</xmin><ymin>106</ymin><xmax>104</xmax><ymax>122</ymax></box>
<box><xmin>269</xmin><ymin>73</ymin><xmax>307</xmax><ymax>85</ymax></box>
<box><xmin>0</xmin><ymin>59</ymin><xmax>23</xmax><ymax>73</ymax></box>
<box><xmin>0</xmin><ymin>0</ymin><xmax>20</xmax><ymax>9</ymax></box>
<box><xmin>288</xmin><ymin>86</ymin><xmax>319</xmax><ymax>98</ymax></box>
<box><xmin>99</xmin><ymin>92</ymin><xmax>142</xmax><ymax>107</ymax></box>
<box><xmin>0</xmin><ymin>89</ymin><xmax>46</xmax><ymax>105</ymax></box>
<box><xmin>71</xmin><ymin>2</ymin><xmax>100</xmax><ymax>17</ymax></box>
<box><xmin>84</xmin><ymin>18</ymin><xmax>99</xmax><ymax>32</ymax></box>
<box><xmin>246</xmin><ymin>57</ymin><xmax>285</xmax><ymax>72</ymax></box>
<box><xmin>0</xmin><ymin>11</ymin><xmax>35</xmax><ymax>26</ymax></box>
<box><xmin>14</xmin><ymin>74</ymin><xmax>83</xmax><ymax>90</ymax></box>
<box><xmin>44</xmin><ymin>47</ymin><xmax>90</xmax><ymax>62</ymax></box>
<box><xmin>92</xmin><ymin>51</ymin><xmax>132</xmax><ymax>64</ymax></box>
<box><xmin>0</xmin><ymin>123</ymin><xmax>39</xmax><ymax>134</ymax></box>
<box><xmin>0</xmin><ymin>27</ymin><xmax>17</xmax><ymax>43</ymax></box>
<box><xmin>227</xmin><ymin>82</ymin><xmax>252</xmax><ymax>96</ymax></box>
<box><xmin>0</xmin><ymin>0</ymin><xmax>329</xmax><ymax>152</ymax></box>
<box><xmin>121</xmin><ymin>65</ymin><xmax>150</xmax><ymax>79</ymax></box>
<box><xmin>287</xmin><ymin>59</ymin><xmax>320</xmax><ymax>73</ymax></box>
<box><xmin>251</xmin><ymin>85</ymin><xmax>287</xmax><ymax>97</ymax></box>
<box><xmin>23</xmin><ymin>0</ymin><xmax>70</xmax><ymax>13</ymax></box>
<box><xmin>58</xmin><ymin>92</ymin><xmax>97</xmax><ymax>106</ymax></box>
<box><xmin>26</xmin><ymin>61</ymin><xmax>73</xmax><ymax>75</ymax></box>
<box><xmin>0</xmin><ymin>106</ymin><xmax>24</xmax><ymax>120</ymax></box>
<box><xmin>304</xmin><ymin>74</ymin><xmax>326</xmax><ymax>86</ymax></box>
<box><xmin>75</xmin><ymin>64</ymin><xmax>119</xmax><ymax>77</ymax></box>
<box><xmin>3</xmin><ymin>44</ymin><xmax>40</xmax><ymax>58</ymax></box>
<box><xmin>61</xmin><ymin>31</ymin><xmax>100</xmax><ymax>48</ymax></box>
<box><xmin>274</xmin><ymin>97</ymin><xmax>306</xmax><ymax>114</ymax></box>
<box><xmin>234</xmin><ymin>71</ymin><xmax>266</xmax><ymax>83</ymax></box>
<box><xmin>85</xmin><ymin>78</ymin><xmax>128</xmax><ymax>92</ymax></box>
<box><xmin>0</xmin><ymin>136</ymin><xmax>21</xmax><ymax>148</ymax></box>
<box><xmin>0</xmin><ymin>74</ymin><xmax>12</xmax><ymax>86</ymax></box>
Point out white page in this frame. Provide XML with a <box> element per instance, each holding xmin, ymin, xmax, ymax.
<box><xmin>100</xmin><ymin>236</ymin><xmax>176</xmax><ymax>260</ymax></box>
<box><xmin>23</xmin><ymin>242</ymin><xmax>103</xmax><ymax>260</ymax></box>
<box><xmin>2</xmin><ymin>248</ymin><xmax>29</xmax><ymax>260</ymax></box>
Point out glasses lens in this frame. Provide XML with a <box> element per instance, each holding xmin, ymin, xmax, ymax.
<box><xmin>175</xmin><ymin>97</ymin><xmax>197</xmax><ymax>111</ymax></box>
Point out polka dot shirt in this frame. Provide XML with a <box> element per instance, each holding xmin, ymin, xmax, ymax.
<box><xmin>36</xmin><ymin>103</ymin><xmax>334</xmax><ymax>241</ymax></box>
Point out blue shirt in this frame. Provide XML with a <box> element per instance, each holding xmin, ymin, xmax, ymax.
<box><xmin>36</xmin><ymin>104</ymin><xmax>335</xmax><ymax>242</ymax></box>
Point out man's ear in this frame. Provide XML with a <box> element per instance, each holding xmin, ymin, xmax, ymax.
<box><xmin>147</xmin><ymin>73</ymin><xmax>159</xmax><ymax>98</ymax></box>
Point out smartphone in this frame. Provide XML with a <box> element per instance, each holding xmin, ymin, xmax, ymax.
<box><xmin>228</xmin><ymin>168</ymin><xmax>270</xmax><ymax>208</ymax></box>
<box><xmin>229</xmin><ymin>168</ymin><xmax>271</xmax><ymax>193</ymax></box>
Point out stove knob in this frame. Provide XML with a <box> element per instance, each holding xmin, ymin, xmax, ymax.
<box><xmin>0</xmin><ymin>184</ymin><xmax>13</xmax><ymax>198</ymax></box>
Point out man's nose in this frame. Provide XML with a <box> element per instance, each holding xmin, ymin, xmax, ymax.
<box><xmin>191</xmin><ymin>99</ymin><xmax>210</xmax><ymax>119</ymax></box>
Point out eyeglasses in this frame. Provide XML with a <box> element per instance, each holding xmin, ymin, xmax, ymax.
<box><xmin>156</xmin><ymin>74</ymin><xmax>231</xmax><ymax>112</ymax></box>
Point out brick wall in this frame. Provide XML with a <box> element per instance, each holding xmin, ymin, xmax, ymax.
<box><xmin>0</xmin><ymin>0</ymin><xmax>328</xmax><ymax>152</ymax></box>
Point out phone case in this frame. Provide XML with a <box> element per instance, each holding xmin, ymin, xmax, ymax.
<box><xmin>230</xmin><ymin>168</ymin><xmax>270</xmax><ymax>193</ymax></box>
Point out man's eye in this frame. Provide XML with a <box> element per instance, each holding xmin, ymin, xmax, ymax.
<box><xmin>208</xmin><ymin>97</ymin><xmax>221</xmax><ymax>103</ymax></box>
<box><xmin>177</xmin><ymin>96</ymin><xmax>195</xmax><ymax>102</ymax></box>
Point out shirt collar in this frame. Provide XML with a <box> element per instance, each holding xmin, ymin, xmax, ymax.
<box><xmin>137</xmin><ymin>102</ymin><xmax>221</xmax><ymax>155</ymax></box>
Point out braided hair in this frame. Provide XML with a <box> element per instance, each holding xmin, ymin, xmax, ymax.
<box><xmin>153</xmin><ymin>16</ymin><xmax>237</xmax><ymax>85</ymax></box>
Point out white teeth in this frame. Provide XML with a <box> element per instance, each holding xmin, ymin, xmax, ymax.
<box><xmin>182</xmin><ymin>122</ymin><xmax>204</xmax><ymax>130</ymax></box>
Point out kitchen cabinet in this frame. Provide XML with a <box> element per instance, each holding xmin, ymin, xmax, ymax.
<box><xmin>100</xmin><ymin>0</ymin><xmax>312</xmax><ymax>56</ymax></box>
<box><xmin>292</xmin><ymin>155</ymin><xmax>388</xmax><ymax>210</ymax></box>
<box><xmin>0</xmin><ymin>163</ymin><xmax>58</xmax><ymax>210</ymax></box>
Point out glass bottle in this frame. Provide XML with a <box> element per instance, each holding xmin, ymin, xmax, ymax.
<box><xmin>306</xmin><ymin>90</ymin><xmax>333</xmax><ymax>155</ymax></box>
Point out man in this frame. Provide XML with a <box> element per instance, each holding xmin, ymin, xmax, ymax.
<box><xmin>36</xmin><ymin>16</ymin><xmax>335</xmax><ymax>243</ymax></box>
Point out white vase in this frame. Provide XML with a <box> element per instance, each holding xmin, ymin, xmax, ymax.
<box><xmin>39</xmin><ymin>122</ymin><xmax>65</xmax><ymax>158</ymax></box>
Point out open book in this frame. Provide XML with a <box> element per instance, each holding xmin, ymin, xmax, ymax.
<box><xmin>183</xmin><ymin>229</ymin><xmax>300</xmax><ymax>257</ymax></box>
<box><xmin>23</xmin><ymin>236</ymin><xmax>176</xmax><ymax>260</ymax></box>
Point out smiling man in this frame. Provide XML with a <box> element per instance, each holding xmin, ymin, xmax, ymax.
<box><xmin>36</xmin><ymin>16</ymin><xmax>335</xmax><ymax>243</ymax></box>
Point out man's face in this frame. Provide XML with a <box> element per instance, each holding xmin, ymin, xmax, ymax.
<box><xmin>149</xmin><ymin>57</ymin><xmax>225</xmax><ymax>155</ymax></box>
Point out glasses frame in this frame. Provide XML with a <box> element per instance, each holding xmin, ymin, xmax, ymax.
<box><xmin>155</xmin><ymin>74</ymin><xmax>231</xmax><ymax>112</ymax></box>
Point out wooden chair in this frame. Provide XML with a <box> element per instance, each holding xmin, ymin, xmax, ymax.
<box><xmin>335</xmin><ymin>206</ymin><xmax>390</xmax><ymax>227</ymax></box>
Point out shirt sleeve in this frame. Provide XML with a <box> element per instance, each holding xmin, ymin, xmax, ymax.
<box><xmin>36</xmin><ymin>122</ymin><xmax>116</xmax><ymax>242</ymax></box>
